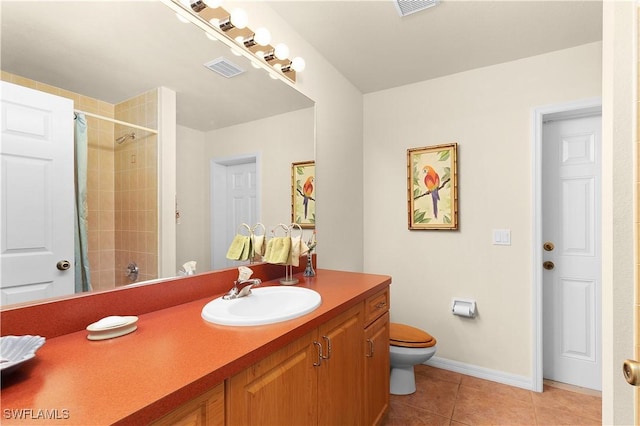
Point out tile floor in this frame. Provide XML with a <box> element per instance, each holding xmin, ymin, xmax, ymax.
<box><xmin>382</xmin><ymin>365</ymin><xmax>602</xmax><ymax>425</ymax></box>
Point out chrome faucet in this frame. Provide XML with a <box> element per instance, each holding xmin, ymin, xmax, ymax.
<box><xmin>222</xmin><ymin>278</ymin><xmax>262</xmax><ymax>300</ymax></box>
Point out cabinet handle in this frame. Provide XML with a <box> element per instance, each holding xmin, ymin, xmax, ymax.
<box><xmin>375</xmin><ymin>301</ymin><xmax>386</xmax><ymax>310</ymax></box>
<box><xmin>313</xmin><ymin>341</ymin><xmax>322</xmax><ymax>367</ymax></box>
<box><xmin>321</xmin><ymin>335</ymin><xmax>332</xmax><ymax>360</ymax></box>
<box><xmin>366</xmin><ymin>339</ymin><xmax>374</xmax><ymax>357</ymax></box>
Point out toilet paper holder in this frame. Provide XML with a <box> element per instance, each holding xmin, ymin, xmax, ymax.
<box><xmin>452</xmin><ymin>298</ymin><xmax>477</xmax><ymax>318</ymax></box>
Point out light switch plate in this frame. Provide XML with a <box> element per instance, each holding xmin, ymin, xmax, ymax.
<box><xmin>492</xmin><ymin>229</ymin><xmax>511</xmax><ymax>245</ymax></box>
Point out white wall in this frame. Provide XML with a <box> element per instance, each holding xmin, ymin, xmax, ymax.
<box><xmin>159</xmin><ymin>87</ymin><xmax>177</xmax><ymax>279</ymax></box>
<box><xmin>363</xmin><ymin>43</ymin><xmax>602</xmax><ymax>379</ymax></box>
<box><xmin>176</xmin><ymin>124</ymin><xmax>209</xmax><ymax>272</ymax></box>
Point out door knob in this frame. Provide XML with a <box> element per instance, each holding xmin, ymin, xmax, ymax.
<box><xmin>56</xmin><ymin>260</ymin><xmax>71</xmax><ymax>271</ymax></box>
<box><xmin>543</xmin><ymin>242</ymin><xmax>555</xmax><ymax>251</ymax></box>
<box><xmin>543</xmin><ymin>261</ymin><xmax>555</xmax><ymax>270</ymax></box>
<box><xmin>623</xmin><ymin>359</ymin><xmax>640</xmax><ymax>385</ymax></box>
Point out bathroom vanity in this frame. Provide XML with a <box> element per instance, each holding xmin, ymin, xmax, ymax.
<box><xmin>0</xmin><ymin>267</ymin><xmax>390</xmax><ymax>425</ymax></box>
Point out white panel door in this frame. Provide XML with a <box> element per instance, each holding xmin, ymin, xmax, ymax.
<box><xmin>211</xmin><ymin>160</ymin><xmax>257</xmax><ymax>270</ymax></box>
<box><xmin>0</xmin><ymin>81</ymin><xmax>74</xmax><ymax>305</ymax></box>
<box><xmin>224</xmin><ymin>162</ymin><xmax>256</xmax><ymax>269</ymax></box>
<box><xmin>542</xmin><ymin>114</ymin><xmax>601</xmax><ymax>390</ymax></box>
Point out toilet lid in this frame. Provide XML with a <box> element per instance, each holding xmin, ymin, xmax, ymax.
<box><xmin>390</xmin><ymin>323</ymin><xmax>436</xmax><ymax>348</ymax></box>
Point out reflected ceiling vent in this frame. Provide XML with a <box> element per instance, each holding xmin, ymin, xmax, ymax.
<box><xmin>395</xmin><ymin>0</ymin><xmax>439</xmax><ymax>17</ymax></box>
<box><xmin>204</xmin><ymin>57</ymin><xmax>245</xmax><ymax>78</ymax></box>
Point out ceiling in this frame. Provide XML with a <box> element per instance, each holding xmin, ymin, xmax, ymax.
<box><xmin>0</xmin><ymin>1</ymin><xmax>313</xmax><ymax>132</ymax></box>
<box><xmin>0</xmin><ymin>1</ymin><xmax>603</xmax><ymax>131</ymax></box>
<box><xmin>269</xmin><ymin>0</ymin><xmax>603</xmax><ymax>94</ymax></box>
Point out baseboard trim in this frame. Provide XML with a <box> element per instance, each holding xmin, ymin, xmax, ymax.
<box><xmin>425</xmin><ymin>356</ymin><xmax>535</xmax><ymax>391</ymax></box>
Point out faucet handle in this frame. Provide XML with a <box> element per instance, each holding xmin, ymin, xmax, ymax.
<box><xmin>237</xmin><ymin>287</ymin><xmax>253</xmax><ymax>298</ymax></box>
<box><xmin>222</xmin><ymin>285</ymin><xmax>239</xmax><ymax>300</ymax></box>
<box><xmin>237</xmin><ymin>279</ymin><xmax>261</xmax><ymax>298</ymax></box>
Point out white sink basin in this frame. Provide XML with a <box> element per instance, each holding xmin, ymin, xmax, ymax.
<box><xmin>201</xmin><ymin>286</ymin><xmax>322</xmax><ymax>326</ymax></box>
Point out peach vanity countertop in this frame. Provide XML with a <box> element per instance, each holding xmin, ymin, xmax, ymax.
<box><xmin>0</xmin><ymin>269</ymin><xmax>391</xmax><ymax>426</ymax></box>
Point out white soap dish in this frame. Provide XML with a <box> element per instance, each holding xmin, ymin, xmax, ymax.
<box><xmin>86</xmin><ymin>316</ymin><xmax>138</xmax><ymax>341</ymax></box>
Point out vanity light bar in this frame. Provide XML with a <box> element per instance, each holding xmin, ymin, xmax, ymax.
<box><xmin>164</xmin><ymin>0</ymin><xmax>301</xmax><ymax>84</ymax></box>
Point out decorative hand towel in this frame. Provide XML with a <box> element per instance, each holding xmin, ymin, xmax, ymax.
<box><xmin>226</xmin><ymin>235</ymin><xmax>250</xmax><ymax>260</ymax></box>
<box><xmin>264</xmin><ymin>237</ymin><xmax>292</xmax><ymax>264</ymax></box>
<box><xmin>239</xmin><ymin>236</ymin><xmax>252</xmax><ymax>261</ymax></box>
<box><xmin>287</xmin><ymin>236</ymin><xmax>305</xmax><ymax>267</ymax></box>
<box><xmin>252</xmin><ymin>234</ymin><xmax>265</xmax><ymax>261</ymax></box>
<box><xmin>263</xmin><ymin>238</ymin><xmax>275</xmax><ymax>263</ymax></box>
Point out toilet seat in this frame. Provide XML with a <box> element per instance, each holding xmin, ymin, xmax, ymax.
<box><xmin>390</xmin><ymin>323</ymin><xmax>436</xmax><ymax>348</ymax></box>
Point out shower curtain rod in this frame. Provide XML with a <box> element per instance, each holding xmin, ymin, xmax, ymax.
<box><xmin>74</xmin><ymin>109</ymin><xmax>159</xmax><ymax>135</ymax></box>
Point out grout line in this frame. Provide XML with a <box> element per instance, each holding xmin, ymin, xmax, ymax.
<box><xmin>450</xmin><ymin>381</ymin><xmax>461</xmax><ymax>424</ymax></box>
<box><xmin>530</xmin><ymin>389</ymin><xmax>539</xmax><ymax>425</ymax></box>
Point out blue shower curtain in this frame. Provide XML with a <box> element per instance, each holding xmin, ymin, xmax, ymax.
<box><xmin>74</xmin><ymin>113</ymin><xmax>92</xmax><ymax>292</ymax></box>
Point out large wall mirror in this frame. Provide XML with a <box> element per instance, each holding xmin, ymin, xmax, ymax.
<box><xmin>0</xmin><ymin>1</ymin><xmax>315</xmax><ymax>306</ymax></box>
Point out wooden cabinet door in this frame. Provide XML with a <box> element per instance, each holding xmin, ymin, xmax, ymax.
<box><xmin>150</xmin><ymin>382</ymin><xmax>224</xmax><ymax>426</ymax></box>
<box><xmin>226</xmin><ymin>330</ymin><xmax>318</xmax><ymax>426</ymax></box>
<box><xmin>364</xmin><ymin>311</ymin><xmax>390</xmax><ymax>426</ymax></box>
<box><xmin>317</xmin><ymin>304</ymin><xmax>364</xmax><ymax>426</ymax></box>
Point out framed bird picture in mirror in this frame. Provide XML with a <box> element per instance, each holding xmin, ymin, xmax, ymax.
<box><xmin>292</xmin><ymin>161</ymin><xmax>315</xmax><ymax>228</ymax></box>
<box><xmin>407</xmin><ymin>143</ymin><xmax>458</xmax><ymax>230</ymax></box>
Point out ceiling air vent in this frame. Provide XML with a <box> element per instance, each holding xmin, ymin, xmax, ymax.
<box><xmin>204</xmin><ymin>57</ymin><xmax>245</xmax><ymax>78</ymax></box>
<box><xmin>394</xmin><ymin>0</ymin><xmax>439</xmax><ymax>17</ymax></box>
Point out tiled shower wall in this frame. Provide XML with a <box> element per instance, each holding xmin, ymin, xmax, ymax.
<box><xmin>85</xmin><ymin>99</ymin><xmax>117</xmax><ymax>290</ymax></box>
<box><xmin>114</xmin><ymin>91</ymin><xmax>158</xmax><ymax>285</ymax></box>
<box><xmin>0</xmin><ymin>71</ymin><xmax>158</xmax><ymax>290</ymax></box>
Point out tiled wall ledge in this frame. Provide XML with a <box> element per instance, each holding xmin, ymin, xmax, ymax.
<box><xmin>0</xmin><ymin>258</ymin><xmax>312</xmax><ymax>339</ymax></box>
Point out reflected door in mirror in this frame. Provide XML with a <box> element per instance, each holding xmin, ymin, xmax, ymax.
<box><xmin>0</xmin><ymin>82</ymin><xmax>75</xmax><ymax>305</ymax></box>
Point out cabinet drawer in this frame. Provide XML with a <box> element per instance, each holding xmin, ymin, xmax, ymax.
<box><xmin>364</xmin><ymin>287</ymin><xmax>389</xmax><ymax>325</ymax></box>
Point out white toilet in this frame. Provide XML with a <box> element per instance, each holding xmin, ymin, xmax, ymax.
<box><xmin>389</xmin><ymin>323</ymin><xmax>437</xmax><ymax>395</ymax></box>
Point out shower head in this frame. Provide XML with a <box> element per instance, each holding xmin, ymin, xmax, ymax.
<box><xmin>115</xmin><ymin>132</ymin><xmax>136</xmax><ymax>144</ymax></box>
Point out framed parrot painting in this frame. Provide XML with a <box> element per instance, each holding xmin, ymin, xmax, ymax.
<box><xmin>292</xmin><ymin>161</ymin><xmax>315</xmax><ymax>228</ymax></box>
<box><xmin>407</xmin><ymin>143</ymin><xmax>458</xmax><ymax>230</ymax></box>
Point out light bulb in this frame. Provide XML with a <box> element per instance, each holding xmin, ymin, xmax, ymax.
<box><xmin>230</xmin><ymin>8</ymin><xmax>248</xmax><ymax>29</ymax></box>
<box><xmin>251</xmin><ymin>61</ymin><xmax>261</xmax><ymax>69</ymax></box>
<box><xmin>230</xmin><ymin>47</ymin><xmax>242</xmax><ymax>56</ymax></box>
<box><xmin>204</xmin><ymin>0</ymin><xmax>222</xmax><ymax>7</ymax></box>
<box><xmin>291</xmin><ymin>57</ymin><xmax>306</xmax><ymax>72</ymax></box>
<box><xmin>274</xmin><ymin>43</ymin><xmax>289</xmax><ymax>60</ymax></box>
<box><xmin>269</xmin><ymin>73</ymin><xmax>279</xmax><ymax>80</ymax></box>
<box><xmin>254</xmin><ymin>27</ymin><xmax>271</xmax><ymax>46</ymax></box>
<box><xmin>209</xmin><ymin>18</ymin><xmax>220</xmax><ymax>27</ymax></box>
<box><xmin>235</xmin><ymin>36</ymin><xmax>244</xmax><ymax>43</ymax></box>
<box><xmin>205</xmin><ymin>32</ymin><xmax>218</xmax><ymax>42</ymax></box>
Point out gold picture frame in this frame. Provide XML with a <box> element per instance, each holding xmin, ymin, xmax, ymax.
<box><xmin>292</xmin><ymin>161</ymin><xmax>315</xmax><ymax>228</ymax></box>
<box><xmin>407</xmin><ymin>143</ymin><xmax>458</xmax><ymax>230</ymax></box>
